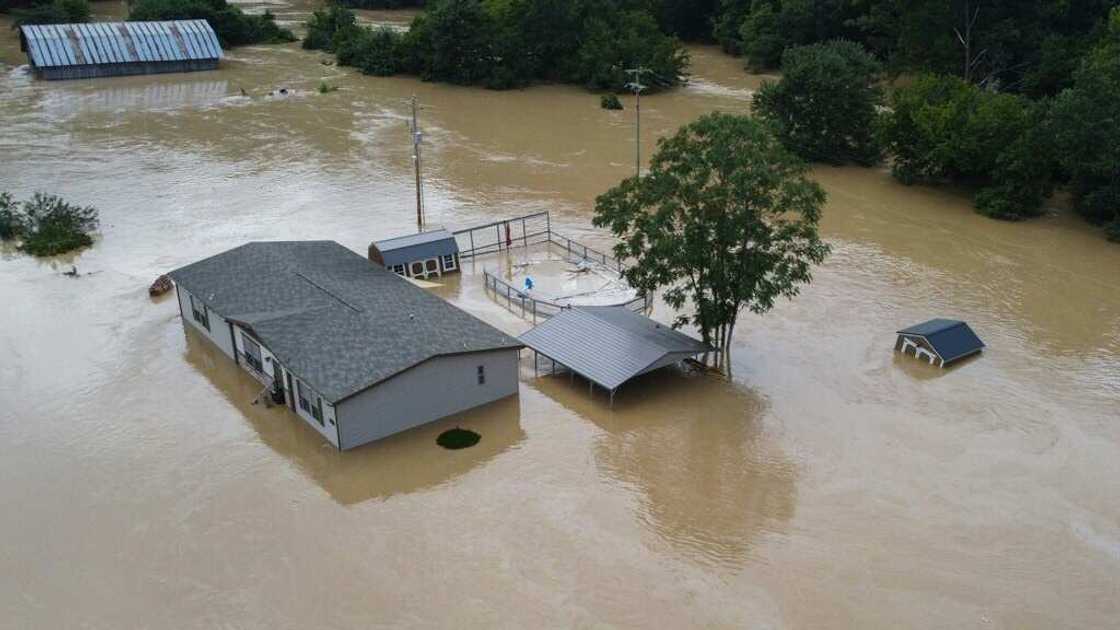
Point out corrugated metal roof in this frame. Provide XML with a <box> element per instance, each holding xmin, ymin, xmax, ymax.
<box><xmin>519</xmin><ymin>306</ymin><xmax>711</xmax><ymax>391</ymax></box>
<box><xmin>898</xmin><ymin>318</ymin><xmax>985</xmax><ymax>364</ymax></box>
<box><xmin>374</xmin><ymin>228</ymin><xmax>459</xmax><ymax>267</ymax></box>
<box><xmin>20</xmin><ymin>20</ymin><xmax>222</xmax><ymax>68</ymax></box>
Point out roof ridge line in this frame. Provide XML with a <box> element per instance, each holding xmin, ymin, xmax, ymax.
<box><xmin>294</xmin><ymin>271</ymin><xmax>363</xmax><ymax>314</ymax></box>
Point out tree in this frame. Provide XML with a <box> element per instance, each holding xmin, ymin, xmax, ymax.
<box><xmin>593</xmin><ymin>113</ymin><xmax>830</xmax><ymax>365</ymax></box>
<box><xmin>129</xmin><ymin>0</ymin><xmax>295</xmax><ymax>47</ymax></box>
<box><xmin>1049</xmin><ymin>7</ymin><xmax>1120</xmax><ymax>240</ymax></box>
<box><xmin>10</xmin><ymin>0</ymin><xmax>89</xmax><ymax>27</ymax></box>
<box><xmin>752</xmin><ymin>39</ymin><xmax>883</xmax><ymax>165</ymax></box>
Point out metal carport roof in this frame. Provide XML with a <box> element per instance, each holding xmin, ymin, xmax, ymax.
<box><xmin>19</xmin><ymin>20</ymin><xmax>222</xmax><ymax>68</ymax></box>
<box><xmin>519</xmin><ymin>306</ymin><xmax>711</xmax><ymax>392</ymax></box>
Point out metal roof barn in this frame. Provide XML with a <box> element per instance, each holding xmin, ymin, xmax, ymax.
<box><xmin>19</xmin><ymin>20</ymin><xmax>222</xmax><ymax>80</ymax></box>
<box><xmin>895</xmin><ymin>318</ymin><xmax>985</xmax><ymax>368</ymax></box>
<box><xmin>519</xmin><ymin>306</ymin><xmax>711</xmax><ymax>403</ymax></box>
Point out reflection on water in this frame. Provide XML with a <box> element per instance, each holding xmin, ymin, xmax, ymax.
<box><xmin>38</xmin><ymin>80</ymin><xmax>236</xmax><ymax>118</ymax></box>
<box><xmin>532</xmin><ymin>366</ymin><xmax>796</xmax><ymax>571</ymax></box>
<box><xmin>184</xmin><ymin>327</ymin><xmax>526</xmax><ymax>505</ymax></box>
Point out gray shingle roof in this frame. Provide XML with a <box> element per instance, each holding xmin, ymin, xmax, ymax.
<box><xmin>898</xmin><ymin>318</ymin><xmax>985</xmax><ymax>364</ymax></box>
<box><xmin>168</xmin><ymin>241</ymin><xmax>521</xmax><ymax>401</ymax></box>
<box><xmin>374</xmin><ymin>229</ymin><xmax>459</xmax><ymax>267</ymax></box>
<box><xmin>518</xmin><ymin>306</ymin><xmax>711</xmax><ymax>391</ymax></box>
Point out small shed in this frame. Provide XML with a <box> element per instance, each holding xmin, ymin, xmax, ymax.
<box><xmin>19</xmin><ymin>20</ymin><xmax>222</xmax><ymax>81</ymax></box>
<box><xmin>369</xmin><ymin>229</ymin><xmax>460</xmax><ymax>280</ymax></box>
<box><xmin>519</xmin><ymin>306</ymin><xmax>711</xmax><ymax>403</ymax></box>
<box><xmin>896</xmin><ymin>319</ymin><xmax>984</xmax><ymax>368</ymax></box>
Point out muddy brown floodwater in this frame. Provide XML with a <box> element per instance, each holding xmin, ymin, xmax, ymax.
<box><xmin>2</xmin><ymin>2</ymin><xmax>1119</xmax><ymax>628</ymax></box>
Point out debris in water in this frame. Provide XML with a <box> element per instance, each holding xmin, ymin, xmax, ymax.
<box><xmin>149</xmin><ymin>274</ymin><xmax>172</xmax><ymax>296</ymax></box>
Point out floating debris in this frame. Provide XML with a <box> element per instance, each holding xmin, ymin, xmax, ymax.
<box><xmin>149</xmin><ymin>274</ymin><xmax>172</xmax><ymax>296</ymax></box>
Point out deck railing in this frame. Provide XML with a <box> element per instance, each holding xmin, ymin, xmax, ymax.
<box><xmin>483</xmin><ymin>268</ymin><xmax>651</xmax><ymax>323</ymax></box>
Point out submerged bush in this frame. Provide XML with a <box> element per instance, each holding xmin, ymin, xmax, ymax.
<box><xmin>0</xmin><ymin>192</ymin><xmax>99</xmax><ymax>256</ymax></box>
<box><xmin>600</xmin><ymin>94</ymin><xmax>623</xmax><ymax>110</ymax></box>
<box><xmin>129</xmin><ymin>0</ymin><xmax>295</xmax><ymax>47</ymax></box>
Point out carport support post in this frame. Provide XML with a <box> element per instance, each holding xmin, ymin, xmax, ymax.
<box><xmin>610</xmin><ymin>388</ymin><xmax>615</xmax><ymax>407</ymax></box>
<box><xmin>533</xmin><ymin>350</ymin><xmax>538</xmax><ymax>376</ymax></box>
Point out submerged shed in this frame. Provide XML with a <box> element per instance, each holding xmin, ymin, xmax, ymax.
<box><xmin>519</xmin><ymin>306</ymin><xmax>711</xmax><ymax>403</ymax></box>
<box><xmin>19</xmin><ymin>20</ymin><xmax>222</xmax><ymax>81</ymax></box>
<box><xmin>369</xmin><ymin>229</ymin><xmax>460</xmax><ymax>280</ymax></box>
<box><xmin>896</xmin><ymin>319</ymin><xmax>984</xmax><ymax>368</ymax></box>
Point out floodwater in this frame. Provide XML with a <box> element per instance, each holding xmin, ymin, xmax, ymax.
<box><xmin>1</xmin><ymin>2</ymin><xmax>1119</xmax><ymax>627</ymax></box>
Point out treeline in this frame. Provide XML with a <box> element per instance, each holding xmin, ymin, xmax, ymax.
<box><xmin>750</xmin><ymin>10</ymin><xmax>1120</xmax><ymax>241</ymax></box>
<box><xmin>305</xmin><ymin>0</ymin><xmax>689</xmax><ymax>91</ymax></box>
<box><xmin>3</xmin><ymin>0</ymin><xmax>294</xmax><ymax>47</ymax></box>
<box><xmin>128</xmin><ymin>0</ymin><xmax>295</xmax><ymax>46</ymax></box>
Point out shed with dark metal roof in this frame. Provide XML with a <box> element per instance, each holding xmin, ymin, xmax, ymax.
<box><xmin>895</xmin><ymin>319</ymin><xmax>984</xmax><ymax>368</ymax></box>
<box><xmin>369</xmin><ymin>229</ymin><xmax>461</xmax><ymax>279</ymax></box>
<box><xmin>519</xmin><ymin>306</ymin><xmax>711</xmax><ymax>403</ymax></box>
<box><xmin>19</xmin><ymin>20</ymin><xmax>222</xmax><ymax>81</ymax></box>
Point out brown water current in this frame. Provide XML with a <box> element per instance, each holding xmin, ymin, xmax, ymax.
<box><xmin>2</xmin><ymin>2</ymin><xmax>1119</xmax><ymax>628</ymax></box>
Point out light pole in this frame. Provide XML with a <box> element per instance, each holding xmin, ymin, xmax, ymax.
<box><xmin>625</xmin><ymin>67</ymin><xmax>650</xmax><ymax>179</ymax></box>
<box><xmin>410</xmin><ymin>95</ymin><xmax>424</xmax><ymax>231</ymax></box>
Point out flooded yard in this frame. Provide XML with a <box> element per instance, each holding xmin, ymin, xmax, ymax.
<box><xmin>1</xmin><ymin>2</ymin><xmax>1119</xmax><ymax>627</ymax></box>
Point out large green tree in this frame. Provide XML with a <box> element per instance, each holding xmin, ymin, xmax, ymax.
<box><xmin>1049</xmin><ymin>7</ymin><xmax>1120</xmax><ymax>241</ymax></box>
<box><xmin>593</xmin><ymin>113</ymin><xmax>830</xmax><ymax>363</ymax></box>
<box><xmin>752</xmin><ymin>39</ymin><xmax>883</xmax><ymax>165</ymax></box>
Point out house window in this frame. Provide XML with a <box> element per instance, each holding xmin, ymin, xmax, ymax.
<box><xmin>442</xmin><ymin>254</ymin><xmax>457</xmax><ymax>271</ymax></box>
<box><xmin>410</xmin><ymin>261</ymin><xmax>425</xmax><ymax>277</ymax></box>
<box><xmin>477</xmin><ymin>365</ymin><xmax>485</xmax><ymax>385</ymax></box>
<box><xmin>392</xmin><ymin>264</ymin><xmax>406</xmax><ymax>276</ymax></box>
<box><xmin>189</xmin><ymin>294</ymin><xmax>210</xmax><ymax>331</ymax></box>
<box><xmin>425</xmin><ymin>259</ymin><xmax>439</xmax><ymax>272</ymax></box>
<box><xmin>297</xmin><ymin>380</ymin><xmax>324</xmax><ymax>426</ymax></box>
<box><xmin>241</xmin><ymin>332</ymin><xmax>263</xmax><ymax>372</ymax></box>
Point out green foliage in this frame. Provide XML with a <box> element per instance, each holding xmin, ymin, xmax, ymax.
<box><xmin>10</xmin><ymin>0</ymin><xmax>90</xmax><ymax>26</ymax></box>
<box><xmin>753</xmin><ymin>40</ymin><xmax>882</xmax><ymax>165</ymax></box>
<box><xmin>129</xmin><ymin>0</ymin><xmax>295</xmax><ymax>47</ymax></box>
<box><xmin>880</xmin><ymin>74</ymin><xmax>1052</xmax><ymax>220</ymax></box>
<box><xmin>0</xmin><ymin>193</ymin><xmax>99</xmax><ymax>257</ymax></box>
<box><xmin>592</xmin><ymin>112</ymin><xmax>830</xmax><ymax>358</ymax></box>
<box><xmin>1048</xmin><ymin>8</ymin><xmax>1120</xmax><ymax>237</ymax></box>
<box><xmin>601</xmin><ymin>94</ymin><xmax>623</xmax><ymax>110</ymax></box>
<box><xmin>0</xmin><ymin>192</ymin><xmax>22</xmax><ymax>240</ymax></box>
<box><xmin>308</xmin><ymin>0</ymin><xmax>689</xmax><ymax>92</ymax></box>
<box><xmin>317</xmin><ymin>81</ymin><xmax>339</xmax><ymax>94</ymax></box>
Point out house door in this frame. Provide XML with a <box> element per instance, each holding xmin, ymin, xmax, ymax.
<box><xmin>285</xmin><ymin>370</ymin><xmax>295</xmax><ymax>410</ymax></box>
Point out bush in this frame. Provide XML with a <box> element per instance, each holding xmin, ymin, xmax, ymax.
<box><xmin>303</xmin><ymin>4</ymin><xmax>357</xmax><ymax>52</ymax></box>
<box><xmin>600</xmin><ymin>94</ymin><xmax>623</xmax><ymax>110</ymax></box>
<box><xmin>0</xmin><ymin>193</ymin><xmax>99</xmax><ymax>256</ymax></box>
<box><xmin>753</xmin><ymin>40</ymin><xmax>883</xmax><ymax>165</ymax></box>
<box><xmin>129</xmin><ymin>0</ymin><xmax>295</xmax><ymax>47</ymax></box>
<box><xmin>336</xmin><ymin>26</ymin><xmax>404</xmax><ymax>76</ymax></box>
<box><xmin>881</xmin><ymin>74</ymin><xmax>1053</xmax><ymax>219</ymax></box>
<box><xmin>0</xmin><ymin>192</ymin><xmax>22</xmax><ymax>240</ymax></box>
<box><xmin>10</xmin><ymin>0</ymin><xmax>90</xmax><ymax>26</ymax></box>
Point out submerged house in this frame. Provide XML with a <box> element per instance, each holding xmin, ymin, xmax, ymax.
<box><xmin>369</xmin><ymin>229</ymin><xmax>460</xmax><ymax>280</ymax></box>
<box><xmin>168</xmin><ymin>241</ymin><xmax>523</xmax><ymax>450</ymax></box>
<box><xmin>519</xmin><ymin>306</ymin><xmax>712</xmax><ymax>404</ymax></box>
<box><xmin>895</xmin><ymin>319</ymin><xmax>985</xmax><ymax>368</ymax></box>
<box><xmin>19</xmin><ymin>20</ymin><xmax>222</xmax><ymax>81</ymax></box>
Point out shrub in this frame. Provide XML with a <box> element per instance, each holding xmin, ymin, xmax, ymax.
<box><xmin>335</xmin><ymin>26</ymin><xmax>404</xmax><ymax>76</ymax></box>
<box><xmin>10</xmin><ymin>0</ymin><xmax>90</xmax><ymax>26</ymax></box>
<box><xmin>317</xmin><ymin>81</ymin><xmax>338</xmax><ymax>94</ymax></box>
<box><xmin>600</xmin><ymin>94</ymin><xmax>623</xmax><ymax>110</ymax></box>
<box><xmin>303</xmin><ymin>4</ymin><xmax>357</xmax><ymax>52</ymax></box>
<box><xmin>0</xmin><ymin>193</ymin><xmax>99</xmax><ymax>256</ymax></box>
<box><xmin>753</xmin><ymin>40</ymin><xmax>883</xmax><ymax>165</ymax></box>
<box><xmin>0</xmin><ymin>192</ymin><xmax>23</xmax><ymax>240</ymax></box>
<box><xmin>129</xmin><ymin>0</ymin><xmax>295</xmax><ymax>47</ymax></box>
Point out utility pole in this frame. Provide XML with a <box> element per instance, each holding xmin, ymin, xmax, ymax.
<box><xmin>625</xmin><ymin>67</ymin><xmax>650</xmax><ymax>179</ymax></box>
<box><xmin>410</xmin><ymin>95</ymin><xmax>424</xmax><ymax>231</ymax></box>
